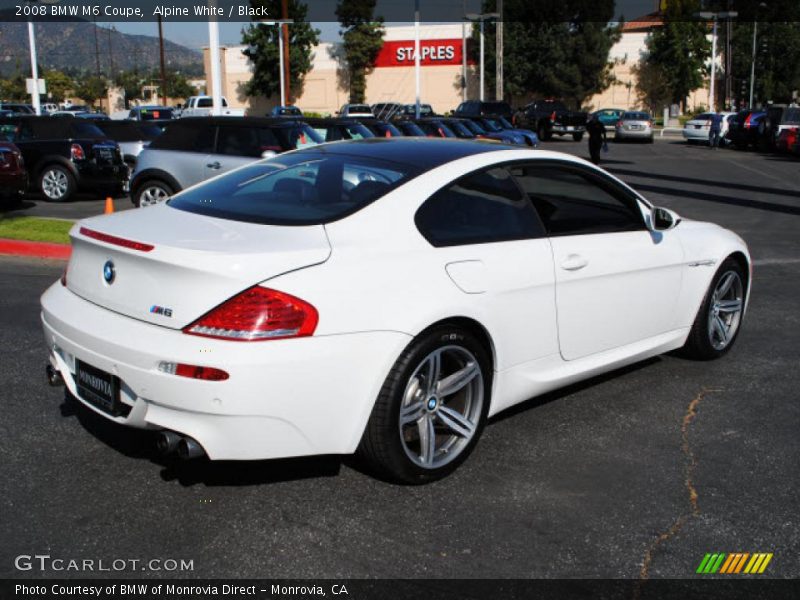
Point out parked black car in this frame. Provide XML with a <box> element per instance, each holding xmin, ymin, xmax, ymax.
<box><xmin>726</xmin><ymin>109</ymin><xmax>768</xmax><ymax>150</ymax></box>
<box><xmin>392</xmin><ymin>120</ymin><xmax>428</xmax><ymax>137</ymax></box>
<box><xmin>513</xmin><ymin>99</ymin><xmax>588</xmax><ymax>142</ymax></box>
<box><xmin>0</xmin><ymin>116</ymin><xmax>127</xmax><ymax>202</ymax></box>
<box><xmin>300</xmin><ymin>117</ymin><xmax>375</xmax><ymax>142</ymax></box>
<box><xmin>453</xmin><ymin>100</ymin><xmax>514</xmax><ymax>119</ymax></box>
<box><xmin>358</xmin><ymin>118</ymin><xmax>403</xmax><ymax>138</ymax></box>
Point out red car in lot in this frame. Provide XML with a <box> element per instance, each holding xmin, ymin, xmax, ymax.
<box><xmin>0</xmin><ymin>141</ymin><xmax>27</xmax><ymax>204</ymax></box>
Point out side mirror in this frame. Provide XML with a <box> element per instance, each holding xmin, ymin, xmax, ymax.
<box><xmin>261</xmin><ymin>150</ymin><xmax>277</xmax><ymax>159</ymax></box>
<box><xmin>651</xmin><ymin>207</ymin><xmax>680</xmax><ymax>231</ymax></box>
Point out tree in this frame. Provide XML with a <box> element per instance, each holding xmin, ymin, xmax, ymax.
<box><xmin>632</xmin><ymin>60</ymin><xmax>672</xmax><ymax>114</ymax></box>
<box><xmin>336</xmin><ymin>0</ymin><xmax>385</xmax><ymax>103</ymax></box>
<box><xmin>638</xmin><ymin>0</ymin><xmax>710</xmax><ymax>111</ymax></box>
<box><xmin>115</xmin><ymin>70</ymin><xmax>145</xmax><ymax>108</ymax></box>
<box><xmin>163</xmin><ymin>70</ymin><xmax>195</xmax><ymax>99</ymax></box>
<box><xmin>74</xmin><ymin>76</ymin><xmax>108</xmax><ymax>106</ymax></box>
<box><xmin>42</xmin><ymin>69</ymin><xmax>74</xmax><ymax>103</ymax></box>
<box><xmin>470</xmin><ymin>0</ymin><xmax>620</xmax><ymax>108</ymax></box>
<box><xmin>726</xmin><ymin>1</ymin><xmax>800</xmax><ymax>106</ymax></box>
<box><xmin>241</xmin><ymin>0</ymin><xmax>320</xmax><ymax>104</ymax></box>
<box><xmin>0</xmin><ymin>74</ymin><xmax>27</xmax><ymax>101</ymax></box>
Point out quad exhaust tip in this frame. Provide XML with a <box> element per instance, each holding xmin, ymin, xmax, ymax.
<box><xmin>157</xmin><ymin>431</ymin><xmax>205</xmax><ymax>460</ymax></box>
<box><xmin>46</xmin><ymin>364</ymin><xmax>64</xmax><ymax>387</ymax></box>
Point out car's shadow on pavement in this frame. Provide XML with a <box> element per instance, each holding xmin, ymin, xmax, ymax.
<box><xmin>59</xmin><ymin>391</ymin><xmax>343</xmax><ymax>487</ymax></box>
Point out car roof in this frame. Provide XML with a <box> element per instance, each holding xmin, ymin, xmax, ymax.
<box><xmin>288</xmin><ymin>138</ymin><xmax>518</xmax><ymax>169</ymax></box>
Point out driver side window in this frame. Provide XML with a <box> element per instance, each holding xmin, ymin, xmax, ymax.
<box><xmin>509</xmin><ymin>164</ymin><xmax>646</xmax><ymax>236</ymax></box>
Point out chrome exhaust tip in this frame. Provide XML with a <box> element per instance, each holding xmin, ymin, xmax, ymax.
<box><xmin>46</xmin><ymin>364</ymin><xmax>64</xmax><ymax>387</ymax></box>
<box><xmin>176</xmin><ymin>436</ymin><xmax>205</xmax><ymax>460</ymax></box>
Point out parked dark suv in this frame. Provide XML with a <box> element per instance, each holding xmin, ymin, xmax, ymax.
<box><xmin>130</xmin><ymin>117</ymin><xmax>323</xmax><ymax>207</ymax></box>
<box><xmin>513</xmin><ymin>99</ymin><xmax>588</xmax><ymax>142</ymax></box>
<box><xmin>453</xmin><ymin>100</ymin><xmax>514</xmax><ymax>119</ymax></box>
<box><xmin>0</xmin><ymin>141</ymin><xmax>27</xmax><ymax>204</ymax></box>
<box><xmin>0</xmin><ymin>116</ymin><xmax>127</xmax><ymax>202</ymax></box>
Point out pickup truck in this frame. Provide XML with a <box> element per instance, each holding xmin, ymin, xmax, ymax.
<box><xmin>513</xmin><ymin>99</ymin><xmax>588</xmax><ymax>142</ymax></box>
<box><xmin>179</xmin><ymin>96</ymin><xmax>245</xmax><ymax>118</ymax></box>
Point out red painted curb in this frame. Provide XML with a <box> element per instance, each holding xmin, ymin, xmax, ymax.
<box><xmin>0</xmin><ymin>238</ymin><xmax>71</xmax><ymax>260</ymax></box>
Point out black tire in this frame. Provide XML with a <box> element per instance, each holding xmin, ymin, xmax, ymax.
<box><xmin>537</xmin><ymin>123</ymin><xmax>552</xmax><ymax>142</ymax></box>
<box><xmin>647</xmin><ymin>135</ymin><xmax>654</xmax><ymax>144</ymax></box>
<box><xmin>357</xmin><ymin>325</ymin><xmax>492</xmax><ymax>484</ymax></box>
<box><xmin>38</xmin><ymin>164</ymin><xmax>76</xmax><ymax>203</ymax></box>
<box><xmin>572</xmin><ymin>132</ymin><xmax>584</xmax><ymax>142</ymax></box>
<box><xmin>681</xmin><ymin>257</ymin><xmax>747</xmax><ymax>360</ymax></box>
<box><xmin>132</xmin><ymin>179</ymin><xmax>174</xmax><ymax>208</ymax></box>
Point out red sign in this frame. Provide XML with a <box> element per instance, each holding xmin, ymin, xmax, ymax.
<box><xmin>374</xmin><ymin>39</ymin><xmax>474</xmax><ymax>68</ymax></box>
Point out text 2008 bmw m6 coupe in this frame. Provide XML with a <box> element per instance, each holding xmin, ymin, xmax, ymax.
<box><xmin>42</xmin><ymin>139</ymin><xmax>751</xmax><ymax>484</ymax></box>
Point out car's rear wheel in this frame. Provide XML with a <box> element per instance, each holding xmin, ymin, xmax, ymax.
<box><xmin>39</xmin><ymin>165</ymin><xmax>75</xmax><ymax>202</ymax></box>
<box><xmin>134</xmin><ymin>180</ymin><xmax>173</xmax><ymax>207</ymax></box>
<box><xmin>358</xmin><ymin>326</ymin><xmax>491</xmax><ymax>484</ymax></box>
<box><xmin>572</xmin><ymin>132</ymin><xmax>584</xmax><ymax>142</ymax></box>
<box><xmin>682</xmin><ymin>258</ymin><xmax>746</xmax><ymax>360</ymax></box>
<box><xmin>537</xmin><ymin>123</ymin><xmax>552</xmax><ymax>142</ymax></box>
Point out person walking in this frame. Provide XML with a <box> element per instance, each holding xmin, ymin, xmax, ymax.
<box><xmin>586</xmin><ymin>115</ymin><xmax>607</xmax><ymax>164</ymax></box>
<box><xmin>709</xmin><ymin>113</ymin><xmax>723</xmax><ymax>149</ymax></box>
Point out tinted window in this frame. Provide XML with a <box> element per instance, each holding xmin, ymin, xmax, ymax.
<box><xmin>622</xmin><ymin>112</ymin><xmax>650</xmax><ymax>120</ymax></box>
<box><xmin>169</xmin><ymin>153</ymin><xmax>418</xmax><ymax>225</ymax></box>
<box><xmin>509</xmin><ymin>164</ymin><xmax>645</xmax><ymax>236</ymax></box>
<box><xmin>68</xmin><ymin>122</ymin><xmax>106</xmax><ymax>138</ymax></box>
<box><xmin>415</xmin><ymin>167</ymin><xmax>545</xmax><ymax>247</ymax></box>
<box><xmin>416</xmin><ymin>121</ymin><xmax>455</xmax><ymax>138</ymax></box>
<box><xmin>395</xmin><ymin>121</ymin><xmax>425</xmax><ymax>136</ymax></box>
<box><xmin>462</xmin><ymin>120</ymin><xmax>486</xmax><ymax>135</ymax></box>
<box><xmin>443</xmin><ymin>120</ymin><xmax>474</xmax><ymax>138</ymax></box>
<box><xmin>368</xmin><ymin>122</ymin><xmax>402</xmax><ymax>137</ymax></box>
<box><xmin>782</xmin><ymin>108</ymin><xmax>800</xmax><ymax>124</ymax></box>
<box><xmin>197</xmin><ymin>98</ymin><xmax>212</xmax><ymax>108</ymax></box>
<box><xmin>150</xmin><ymin>123</ymin><xmax>216</xmax><ymax>152</ymax></box>
<box><xmin>139</xmin><ymin>108</ymin><xmax>174</xmax><ymax>120</ymax></box>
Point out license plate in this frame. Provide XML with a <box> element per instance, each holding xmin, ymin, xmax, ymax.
<box><xmin>75</xmin><ymin>360</ymin><xmax>120</xmax><ymax>415</ymax></box>
<box><xmin>630</xmin><ymin>125</ymin><xmax>642</xmax><ymax>130</ymax></box>
<box><xmin>97</xmin><ymin>148</ymin><xmax>113</xmax><ymax>162</ymax></box>
<box><xmin>566</xmin><ymin>126</ymin><xmax>574</xmax><ymax>131</ymax></box>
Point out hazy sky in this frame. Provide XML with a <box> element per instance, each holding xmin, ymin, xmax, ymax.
<box><xmin>105</xmin><ymin>1</ymin><xmax>657</xmax><ymax>50</ymax></box>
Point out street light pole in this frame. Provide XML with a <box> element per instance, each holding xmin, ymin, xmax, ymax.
<box><xmin>207</xmin><ymin>2</ymin><xmax>223</xmax><ymax>116</ymax></box>
<box><xmin>749</xmin><ymin>22</ymin><xmax>758</xmax><ymax>108</ymax></box>
<box><xmin>278</xmin><ymin>23</ymin><xmax>286</xmax><ymax>107</ymax></box>
<box><xmin>461</xmin><ymin>0</ymin><xmax>467</xmax><ymax>102</ymax></box>
<box><xmin>414</xmin><ymin>0</ymin><xmax>420</xmax><ymax>119</ymax></box>
<box><xmin>465</xmin><ymin>13</ymin><xmax>499</xmax><ymax>105</ymax></box>
<box><xmin>27</xmin><ymin>19</ymin><xmax>41</xmax><ymax>115</ymax></box>
<box><xmin>495</xmin><ymin>0</ymin><xmax>503</xmax><ymax>101</ymax></box>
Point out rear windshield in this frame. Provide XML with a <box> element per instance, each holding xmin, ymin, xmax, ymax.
<box><xmin>369</xmin><ymin>122</ymin><xmax>402</xmax><ymax>137</ymax></box>
<box><xmin>461</xmin><ymin>120</ymin><xmax>487</xmax><ymax>135</ymax></box>
<box><xmin>622</xmin><ymin>112</ymin><xmax>651</xmax><ymax>120</ymax></box>
<box><xmin>396</xmin><ymin>121</ymin><xmax>425</xmax><ymax>136</ymax></box>
<box><xmin>345</xmin><ymin>104</ymin><xmax>372</xmax><ymax>114</ymax></box>
<box><xmin>98</xmin><ymin>122</ymin><xmax>160</xmax><ymax>141</ymax></box>
<box><xmin>782</xmin><ymin>108</ymin><xmax>800</xmax><ymax>124</ymax></box>
<box><xmin>481</xmin><ymin>102</ymin><xmax>512</xmax><ymax>114</ymax></box>
<box><xmin>444</xmin><ymin>120</ymin><xmax>474</xmax><ymax>137</ymax></box>
<box><xmin>138</xmin><ymin>108</ymin><xmax>174</xmax><ymax>120</ymax></box>
<box><xmin>168</xmin><ymin>151</ymin><xmax>420</xmax><ymax>225</ymax></box>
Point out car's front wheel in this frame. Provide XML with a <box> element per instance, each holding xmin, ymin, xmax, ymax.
<box><xmin>358</xmin><ymin>326</ymin><xmax>491</xmax><ymax>484</ymax></box>
<box><xmin>682</xmin><ymin>258</ymin><xmax>747</xmax><ymax>360</ymax></box>
<box><xmin>134</xmin><ymin>180</ymin><xmax>174</xmax><ymax>207</ymax></box>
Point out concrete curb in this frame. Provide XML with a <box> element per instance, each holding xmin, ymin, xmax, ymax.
<box><xmin>0</xmin><ymin>238</ymin><xmax>71</xmax><ymax>260</ymax></box>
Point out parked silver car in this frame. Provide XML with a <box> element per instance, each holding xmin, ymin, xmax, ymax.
<box><xmin>614</xmin><ymin>111</ymin><xmax>654</xmax><ymax>143</ymax></box>
<box><xmin>130</xmin><ymin>117</ymin><xmax>322</xmax><ymax>207</ymax></box>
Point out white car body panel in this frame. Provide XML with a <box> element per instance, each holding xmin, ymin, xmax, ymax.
<box><xmin>41</xmin><ymin>145</ymin><xmax>751</xmax><ymax>462</ymax></box>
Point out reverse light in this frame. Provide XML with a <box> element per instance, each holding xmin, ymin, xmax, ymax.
<box><xmin>158</xmin><ymin>362</ymin><xmax>229</xmax><ymax>381</ymax></box>
<box><xmin>184</xmin><ymin>286</ymin><xmax>318</xmax><ymax>341</ymax></box>
<box><xmin>70</xmin><ymin>143</ymin><xmax>85</xmax><ymax>161</ymax></box>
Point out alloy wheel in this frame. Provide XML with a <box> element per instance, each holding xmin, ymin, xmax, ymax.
<box><xmin>42</xmin><ymin>169</ymin><xmax>69</xmax><ymax>200</ymax></box>
<box><xmin>707</xmin><ymin>270</ymin><xmax>744</xmax><ymax>351</ymax></box>
<box><xmin>398</xmin><ymin>345</ymin><xmax>484</xmax><ymax>469</ymax></box>
<box><xmin>139</xmin><ymin>185</ymin><xmax>170</xmax><ymax>207</ymax></box>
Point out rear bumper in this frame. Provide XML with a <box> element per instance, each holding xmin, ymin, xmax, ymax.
<box><xmin>552</xmin><ymin>124</ymin><xmax>585</xmax><ymax>134</ymax></box>
<box><xmin>41</xmin><ymin>282</ymin><xmax>411</xmax><ymax>460</ymax></box>
<box><xmin>616</xmin><ymin>128</ymin><xmax>653</xmax><ymax>139</ymax></box>
<box><xmin>75</xmin><ymin>161</ymin><xmax>129</xmax><ymax>191</ymax></box>
<box><xmin>682</xmin><ymin>128</ymin><xmax>710</xmax><ymax>141</ymax></box>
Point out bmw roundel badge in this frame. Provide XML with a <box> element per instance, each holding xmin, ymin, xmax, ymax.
<box><xmin>103</xmin><ymin>260</ymin><xmax>115</xmax><ymax>284</ymax></box>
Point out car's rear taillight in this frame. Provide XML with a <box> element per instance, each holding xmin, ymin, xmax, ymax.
<box><xmin>550</xmin><ymin>111</ymin><xmax>557</xmax><ymax>122</ymax></box>
<box><xmin>70</xmin><ymin>143</ymin><xmax>85</xmax><ymax>161</ymax></box>
<box><xmin>616</xmin><ymin>120</ymin><xmax>623</xmax><ymax>128</ymax></box>
<box><xmin>184</xmin><ymin>286</ymin><xmax>318</xmax><ymax>342</ymax></box>
<box><xmin>744</xmin><ymin>114</ymin><xmax>753</xmax><ymax>128</ymax></box>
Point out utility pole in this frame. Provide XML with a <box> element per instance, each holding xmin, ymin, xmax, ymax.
<box><xmin>414</xmin><ymin>0</ymin><xmax>420</xmax><ymax>118</ymax></box>
<box><xmin>281</xmin><ymin>0</ymin><xmax>290</xmax><ymax>104</ymax></box>
<box><xmin>461</xmin><ymin>0</ymin><xmax>467</xmax><ymax>101</ymax></box>
<box><xmin>158</xmin><ymin>16</ymin><xmax>167</xmax><ymax>105</ymax></box>
<box><xmin>107</xmin><ymin>26</ymin><xmax>115</xmax><ymax>77</ymax></box>
<box><xmin>93</xmin><ymin>17</ymin><xmax>101</xmax><ymax>77</ymax></box>
<box><xmin>495</xmin><ymin>0</ymin><xmax>503</xmax><ymax>101</ymax></box>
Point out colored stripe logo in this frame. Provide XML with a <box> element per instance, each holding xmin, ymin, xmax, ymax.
<box><xmin>696</xmin><ymin>553</ymin><xmax>773</xmax><ymax>574</ymax></box>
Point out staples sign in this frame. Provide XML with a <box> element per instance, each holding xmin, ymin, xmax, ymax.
<box><xmin>374</xmin><ymin>39</ymin><xmax>472</xmax><ymax>68</ymax></box>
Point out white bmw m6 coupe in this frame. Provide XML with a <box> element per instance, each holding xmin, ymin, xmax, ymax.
<box><xmin>42</xmin><ymin>138</ymin><xmax>751</xmax><ymax>483</ymax></box>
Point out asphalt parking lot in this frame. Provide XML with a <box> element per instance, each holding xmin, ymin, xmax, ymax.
<box><xmin>1</xmin><ymin>138</ymin><xmax>798</xmax><ymax>582</ymax></box>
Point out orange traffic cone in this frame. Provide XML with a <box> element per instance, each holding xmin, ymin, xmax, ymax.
<box><xmin>104</xmin><ymin>196</ymin><xmax>114</xmax><ymax>215</ymax></box>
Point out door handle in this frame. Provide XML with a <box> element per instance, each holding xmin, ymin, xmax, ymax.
<box><xmin>560</xmin><ymin>254</ymin><xmax>589</xmax><ymax>271</ymax></box>
<box><xmin>206</xmin><ymin>161</ymin><xmax>221</xmax><ymax>169</ymax></box>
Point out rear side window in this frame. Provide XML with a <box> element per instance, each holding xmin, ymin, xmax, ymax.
<box><xmin>217</xmin><ymin>125</ymin><xmax>280</xmax><ymax>157</ymax></box>
<box><xmin>415</xmin><ymin>167</ymin><xmax>545</xmax><ymax>247</ymax></box>
<box><xmin>150</xmin><ymin>123</ymin><xmax>216</xmax><ymax>152</ymax></box>
<box><xmin>169</xmin><ymin>152</ymin><xmax>418</xmax><ymax>225</ymax></box>
<box><xmin>509</xmin><ymin>164</ymin><xmax>645</xmax><ymax>236</ymax></box>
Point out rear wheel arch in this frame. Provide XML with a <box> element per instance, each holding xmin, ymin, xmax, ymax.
<box><xmin>415</xmin><ymin>316</ymin><xmax>496</xmax><ymax>377</ymax></box>
<box><xmin>131</xmin><ymin>168</ymin><xmax>181</xmax><ymax>194</ymax></box>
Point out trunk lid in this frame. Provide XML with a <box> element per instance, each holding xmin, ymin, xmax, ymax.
<box><xmin>65</xmin><ymin>203</ymin><xmax>331</xmax><ymax>329</ymax></box>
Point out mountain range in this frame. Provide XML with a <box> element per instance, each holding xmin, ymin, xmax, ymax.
<box><xmin>0</xmin><ymin>19</ymin><xmax>204</xmax><ymax>77</ymax></box>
